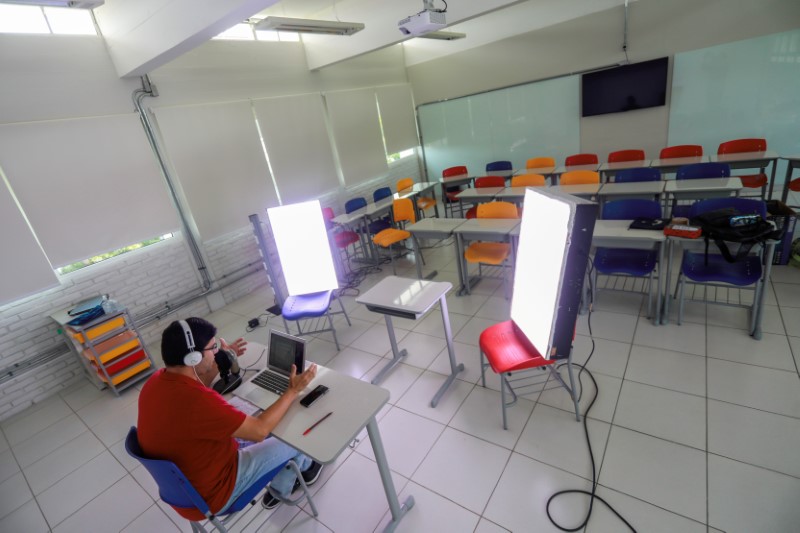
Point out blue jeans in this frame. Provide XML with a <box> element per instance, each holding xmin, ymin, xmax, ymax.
<box><xmin>220</xmin><ymin>438</ymin><xmax>311</xmax><ymax>513</ymax></box>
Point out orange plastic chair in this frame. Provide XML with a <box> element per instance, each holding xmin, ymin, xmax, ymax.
<box><xmin>525</xmin><ymin>157</ymin><xmax>556</xmax><ymax>169</ymax></box>
<box><xmin>565</xmin><ymin>153</ymin><xmax>599</xmax><ymax>166</ymax></box>
<box><xmin>397</xmin><ymin>177</ymin><xmax>436</xmax><ymax>217</ymax></box>
<box><xmin>608</xmin><ymin>149</ymin><xmax>646</xmax><ymax>163</ymax></box>
<box><xmin>464</xmin><ymin>201</ymin><xmax>518</xmax><ymax>296</ymax></box>
<box><xmin>718</xmin><ymin>138</ymin><xmax>769</xmax><ymax>195</ymax></box>
<box><xmin>560</xmin><ymin>170</ymin><xmax>600</xmax><ymax>185</ymax></box>
<box><xmin>442</xmin><ymin>166</ymin><xmax>470</xmax><ymax>217</ymax></box>
<box><xmin>511</xmin><ymin>174</ymin><xmax>546</xmax><ymax>187</ymax></box>
<box><xmin>660</xmin><ymin>145</ymin><xmax>703</xmax><ymax>159</ymax></box>
<box><xmin>373</xmin><ymin>198</ymin><xmax>421</xmax><ymax>274</ymax></box>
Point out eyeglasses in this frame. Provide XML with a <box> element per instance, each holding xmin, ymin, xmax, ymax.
<box><xmin>203</xmin><ymin>340</ymin><xmax>220</xmax><ymax>353</ymax></box>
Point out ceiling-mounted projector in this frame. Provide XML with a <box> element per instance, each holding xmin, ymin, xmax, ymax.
<box><xmin>398</xmin><ymin>0</ymin><xmax>446</xmax><ymax>37</ymax></box>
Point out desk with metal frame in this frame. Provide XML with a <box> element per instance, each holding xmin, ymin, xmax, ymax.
<box><xmin>548</xmin><ymin>183</ymin><xmax>601</xmax><ymax>199</ymax></box>
<box><xmin>332</xmin><ymin>206</ymin><xmax>373</xmax><ymax>263</ymax></box>
<box><xmin>356</xmin><ymin>276</ymin><xmax>463</xmax><ymax>407</ymax></box>
<box><xmin>440</xmin><ymin>175</ymin><xmax>474</xmax><ymax>218</ymax></box>
<box><xmin>664</xmin><ymin>177</ymin><xmax>743</xmax><ymax>216</ymax></box>
<box><xmin>453</xmin><ymin>218</ymin><xmax>520</xmax><ymax>296</ymax></box>
<box><xmin>778</xmin><ymin>155</ymin><xmax>800</xmax><ymax>205</ymax></box>
<box><xmin>404</xmin><ymin>181</ymin><xmax>440</xmax><ymax>218</ymax></box>
<box><xmin>597</xmin><ymin>181</ymin><xmax>666</xmax><ymax>209</ymax></box>
<box><xmin>233</xmin><ymin>352</ymin><xmax>413</xmax><ymax>532</ymax></box>
<box><xmin>406</xmin><ymin>217</ymin><xmax>467</xmax><ymax>280</ymax></box>
<box><xmin>649</xmin><ymin>155</ymin><xmax>709</xmax><ymax>176</ymax></box>
<box><xmin>710</xmin><ymin>150</ymin><xmax>779</xmax><ymax>199</ymax></box>
<box><xmin>599</xmin><ymin>160</ymin><xmax>652</xmax><ymax>182</ymax></box>
<box><xmin>495</xmin><ymin>186</ymin><xmax>533</xmax><ymax>204</ymax></box>
<box><xmin>455</xmin><ymin>186</ymin><xmax>505</xmax><ymax>217</ymax></box>
<box><xmin>514</xmin><ymin>165</ymin><xmax>557</xmax><ymax>183</ymax></box>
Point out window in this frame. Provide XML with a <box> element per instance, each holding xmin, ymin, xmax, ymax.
<box><xmin>387</xmin><ymin>148</ymin><xmax>415</xmax><ymax>164</ymax></box>
<box><xmin>0</xmin><ymin>5</ymin><xmax>96</xmax><ymax>35</ymax></box>
<box><xmin>56</xmin><ymin>234</ymin><xmax>174</xmax><ymax>275</ymax></box>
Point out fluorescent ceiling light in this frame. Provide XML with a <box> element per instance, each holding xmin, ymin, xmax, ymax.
<box><xmin>0</xmin><ymin>0</ymin><xmax>103</xmax><ymax>8</ymax></box>
<box><xmin>417</xmin><ymin>30</ymin><xmax>466</xmax><ymax>41</ymax></box>
<box><xmin>254</xmin><ymin>16</ymin><xmax>364</xmax><ymax>36</ymax></box>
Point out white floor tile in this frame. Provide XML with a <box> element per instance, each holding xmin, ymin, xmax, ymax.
<box><xmin>707</xmin><ymin>325</ymin><xmax>795</xmax><ymax>371</ymax></box>
<box><xmin>324</xmin><ymin>347</ymin><xmax>381</xmax><ymax>380</ymax></box>
<box><xmin>53</xmin><ymin>475</ymin><xmax>153</xmax><ymax>533</ymax></box>
<box><xmin>633</xmin><ymin>316</ymin><xmax>706</xmax><ymax>356</ymax></box>
<box><xmin>454</xmin><ymin>316</ymin><xmax>498</xmax><ymax>346</ymax></box>
<box><xmin>586</xmin><ymin>486</ymin><xmax>707</xmax><ymax>533</ymax></box>
<box><xmin>361</xmin><ymin>362</ymin><xmax>422</xmax><ymax>405</ymax></box>
<box><xmin>537</xmin><ymin>369</ymin><xmax>621</xmax><ymax>424</ymax></box>
<box><xmin>707</xmin><ymin>358</ymin><xmax>800</xmax><ymax>418</ymax></box>
<box><xmin>576</xmin><ymin>310</ymin><xmax>638</xmax><ymax>343</ymax></box>
<box><xmin>91</xmin><ymin>399</ymin><xmax>139</xmax><ymax>447</ymax></box>
<box><xmin>0</xmin><ymin>449</ymin><xmax>20</xmax><ymax>484</ymax></box>
<box><xmin>375</xmin><ymin>481</ymin><xmax>480</xmax><ymax>533</ymax></box>
<box><xmin>708</xmin><ymin>454</ymin><xmax>800</xmax><ymax>533</ymax></box>
<box><xmin>780</xmin><ymin>306</ymin><xmax>800</xmax><ymax>337</ymax></box>
<box><xmin>395</xmin><ymin>370</ymin><xmax>473</xmax><ymax>425</ymax></box>
<box><xmin>474</xmin><ymin>295</ymin><xmax>511</xmax><ymax>321</ymax></box>
<box><xmin>36</xmin><ymin>451</ymin><xmax>126</xmax><ymax>527</ymax></box>
<box><xmin>121</xmin><ymin>503</ymin><xmax>181</xmax><ymax>532</ymax></box>
<box><xmin>773</xmin><ymin>281</ymin><xmax>800</xmax><ymax>307</ymax></box>
<box><xmin>708</xmin><ymin>399</ymin><xmax>800</xmax><ymax>477</ymax></box>
<box><xmin>412</xmin><ymin>310</ymin><xmax>470</xmax><ymax>339</ymax></box>
<box><xmin>474</xmin><ymin>518</ymin><xmax>510</xmax><ymax>533</ymax></box>
<box><xmin>592</xmin><ymin>289</ymin><xmax>644</xmax><ymax>316</ymax></box>
<box><xmin>770</xmin><ymin>264</ymin><xmax>800</xmax><ymax>284</ymax></box>
<box><xmin>600</xmin><ymin>427</ymin><xmax>706</xmax><ymax>522</ymax></box>
<box><xmin>76</xmin><ymin>387</ymin><xmax>140</xmax><ymax>428</ymax></box>
<box><xmin>571</xmin><ymin>335</ymin><xmax>631</xmax><ymax>379</ymax></box>
<box><xmin>412</xmin><ymin>427</ymin><xmax>510</xmax><ymax>513</ymax></box>
<box><xmin>395</xmin><ymin>331</ymin><xmax>446</xmax><ymax>370</ymax></box>
<box><xmin>484</xmin><ymin>452</ymin><xmax>592</xmax><ymax>533</ymax></box>
<box><xmin>2</xmin><ymin>397</ymin><xmax>73</xmax><ymax>446</ymax></box>
<box><xmin>0</xmin><ymin>499</ymin><xmax>48</xmax><ymax>533</ymax></box>
<box><xmin>59</xmin><ymin>379</ymin><xmax>105</xmax><ymax>412</ymax></box>
<box><xmin>450</xmin><ymin>385</ymin><xmax>535</xmax><ymax>449</ymax></box>
<box><xmin>516</xmin><ymin>404</ymin><xmax>610</xmax><ymax>481</ymax></box>
<box><xmin>325</xmin><ymin>317</ymin><xmax>373</xmax><ymax>347</ymax></box>
<box><xmin>445</xmin><ymin>293</ymin><xmax>490</xmax><ymax>316</ymax></box>
<box><xmin>707</xmin><ymin>304</ymin><xmax>786</xmax><ymax>335</ymax></box>
<box><xmin>625</xmin><ymin>345</ymin><xmax>706</xmax><ymax>396</ymax></box>
<box><xmin>428</xmin><ymin>340</ymin><xmax>482</xmax><ymax>385</ymax></box>
<box><xmin>613</xmin><ymin>381</ymin><xmax>706</xmax><ymax>450</ymax></box>
<box><xmin>355</xmin><ymin>407</ymin><xmax>444</xmax><ymax>478</ymax></box>
<box><xmin>0</xmin><ymin>471</ymin><xmax>32</xmax><ymax>520</ymax></box>
<box><xmin>11</xmin><ymin>414</ymin><xmax>88</xmax><ymax>469</ymax></box>
<box><xmin>282</xmin><ymin>510</ymin><xmax>332</xmax><ymax>532</ymax></box>
<box><xmin>23</xmin><ymin>430</ymin><xmax>105</xmax><ymax>495</ymax></box>
<box><xmin>303</xmin><ymin>337</ymin><xmax>340</xmax><ymax>366</ymax></box>
<box><xmin>350</xmin><ymin>322</ymin><xmax>409</xmax><ymax>357</ymax></box>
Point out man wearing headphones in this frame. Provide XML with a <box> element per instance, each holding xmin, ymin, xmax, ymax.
<box><xmin>137</xmin><ymin>317</ymin><xmax>321</xmax><ymax>519</ymax></box>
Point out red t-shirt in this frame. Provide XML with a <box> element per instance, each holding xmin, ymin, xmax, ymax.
<box><xmin>138</xmin><ymin>369</ymin><xmax>246</xmax><ymax>520</ymax></box>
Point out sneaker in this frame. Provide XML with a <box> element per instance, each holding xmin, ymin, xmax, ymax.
<box><xmin>301</xmin><ymin>461</ymin><xmax>323</xmax><ymax>487</ymax></box>
<box><xmin>261</xmin><ymin>490</ymin><xmax>281</xmax><ymax>510</ymax></box>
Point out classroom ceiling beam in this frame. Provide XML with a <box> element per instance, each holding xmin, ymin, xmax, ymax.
<box><xmin>94</xmin><ymin>0</ymin><xmax>280</xmax><ymax>78</ymax></box>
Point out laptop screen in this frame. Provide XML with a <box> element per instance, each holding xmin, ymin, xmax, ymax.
<box><xmin>268</xmin><ymin>330</ymin><xmax>305</xmax><ymax>375</ymax></box>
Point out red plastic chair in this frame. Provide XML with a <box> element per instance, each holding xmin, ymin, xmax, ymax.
<box><xmin>465</xmin><ymin>176</ymin><xmax>507</xmax><ymax>219</ymax></box>
<box><xmin>660</xmin><ymin>145</ymin><xmax>703</xmax><ymax>159</ymax></box>
<box><xmin>718</xmin><ymin>138</ymin><xmax>769</xmax><ymax>196</ymax></box>
<box><xmin>442</xmin><ymin>165</ymin><xmax>469</xmax><ymax>217</ymax></box>
<box><xmin>479</xmin><ymin>321</ymin><xmax>580</xmax><ymax>429</ymax></box>
<box><xmin>608</xmin><ymin>149</ymin><xmax>646</xmax><ymax>163</ymax></box>
<box><xmin>322</xmin><ymin>207</ymin><xmax>360</xmax><ymax>275</ymax></box>
<box><xmin>564</xmin><ymin>153</ymin><xmax>599</xmax><ymax>167</ymax></box>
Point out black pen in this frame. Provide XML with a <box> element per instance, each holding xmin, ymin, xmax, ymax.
<box><xmin>303</xmin><ymin>412</ymin><xmax>333</xmax><ymax>436</ymax></box>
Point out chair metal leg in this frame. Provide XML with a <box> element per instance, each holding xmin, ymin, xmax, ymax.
<box><xmin>190</xmin><ymin>522</ymin><xmax>207</xmax><ymax>533</ymax></box>
<box><xmin>326</xmin><ymin>310</ymin><xmax>340</xmax><ymax>351</ymax></box>
<box><xmin>677</xmin><ymin>274</ymin><xmax>686</xmax><ymax>325</ymax></box>
<box><xmin>647</xmin><ymin>271</ymin><xmax>654</xmax><ymax>318</ymax></box>
<box><xmin>337</xmin><ymin>294</ymin><xmax>352</xmax><ymax>326</ymax></box>
<box><xmin>479</xmin><ymin>349</ymin><xmax>487</xmax><ymax>388</ymax></box>
<box><xmin>500</xmin><ymin>372</ymin><xmax>508</xmax><ymax>430</ymax></box>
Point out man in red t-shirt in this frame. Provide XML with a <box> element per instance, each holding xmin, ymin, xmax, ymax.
<box><xmin>138</xmin><ymin>317</ymin><xmax>320</xmax><ymax>519</ymax></box>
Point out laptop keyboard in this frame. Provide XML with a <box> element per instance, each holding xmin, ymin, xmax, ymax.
<box><xmin>252</xmin><ymin>370</ymin><xmax>290</xmax><ymax>395</ymax></box>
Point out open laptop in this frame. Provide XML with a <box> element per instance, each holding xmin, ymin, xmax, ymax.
<box><xmin>234</xmin><ymin>329</ymin><xmax>306</xmax><ymax>409</ymax></box>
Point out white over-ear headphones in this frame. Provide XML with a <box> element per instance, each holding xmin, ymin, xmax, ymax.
<box><xmin>179</xmin><ymin>320</ymin><xmax>203</xmax><ymax>367</ymax></box>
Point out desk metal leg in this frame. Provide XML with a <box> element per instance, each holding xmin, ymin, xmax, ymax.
<box><xmin>412</xmin><ymin>236</ymin><xmax>424</xmax><ymax>280</ymax></box>
<box><xmin>367</xmin><ymin>418</ymin><xmax>414</xmax><ymax>532</ymax></box>
<box><xmin>751</xmin><ymin>241</ymin><xmax>776</xmax><ymax>340</ymax></box>
<box><xmin>767</xmin><ymin>159</ymin><xmax>778</xmax><ymax>200</ymax></box>
<box><xmin>781</xmin><ymin>161</ymin><xmax>798</xmax><ymax>204</ymax></box>
<box><xmin>455</xmin><ymin>234</ymin><xmax>468</xmax><ymax>296</ymax></box>
<box><xmin>661</xmin><ymin>239</ymin><xmax>674</xmax><ymax>324</ymax></box>
<box><xmin>371</xmin><ymin>315</ymin><xmax>408</xmax><ymax>385</ymax></box>
<box><xmin>655</xmin><ymin>241</ymin><xmax>664</xmax><ymax>326</ymax></box>
<box><xmin>431</xmin><ymin>296</ymin><xmax>464</xmax><ymax>407</ymax></box>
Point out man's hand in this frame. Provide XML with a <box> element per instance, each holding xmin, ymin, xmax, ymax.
<box><xmin>288</xmin><ymin>363</ymin><xmax>317</xmax><ymax>395</ymax></box>
<box><xmin>221</xmin><ymin>337</ymin><xmax>247</xmax><ymax>357</ymax></box>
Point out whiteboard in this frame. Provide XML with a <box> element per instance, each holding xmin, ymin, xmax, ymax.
<box><xmin>669</xmin><ymin>29</ymin><xmax>800</xmax><ymax>181</ymax></box>
<box><xmin>418</xmin><ymin>75</ymin><xmax>581</xmax><ymax>179</ymax></box>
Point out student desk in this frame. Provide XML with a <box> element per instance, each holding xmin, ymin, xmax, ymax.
<box><xmin>552</xmin><ymin>163</ymin><xmax>600</xmax><ymax>177</ymax></box>
<box><xmin>453</xmin><ymin>218</ymin><xmax>520</xmax><ymax>295</ymax></box>
<box><xmin>779</xmin><ymin>155</ymin><xmax>800</xmax><ymax>204</ymax></box>
<box><xmin>599</xmin><ymin>160</ymin><xmax>652</xmax><ymax>182</ymax></box>
<box><xmin>356</xmin><ymin>276</ymin><xmax>463</xmax><ymax>407</ymax></box>
<box><xmin>233</xmin><ymin>354</ymin><xmax>413</xmax><ymax>532</ymax></box>
<box><xmin>664</xmin><ymin>177</ymin><xmax>743</xmax><ymax>216</ymax></box>
<box><xmin>514</xmin><ymin>166</ymin><xmax>556</xmax><ymax>183</ymax></box>
<box><xmin>455</xmin><ymin>186</ymin><xmax>505</xmax><ymax>216</ymax></box>
<box><xmin>649</xmin><ymin>155</ymin><xmax>709</xmax><ymax>175</ymax></box>
<box><xmin>403</xmin><ymin>181</ymin><xmax>440</xmax><ymax>218</ymax></box>
<box><xmin>495</xmin><ymin>186</ymin><xmax>532</xmax><ymax>204</ymax></box>
<box><xmin>406</xmin><ymin>217</ymin><xmax>467</xmax><ymax>280</ymax></box>
<box><xmin>710</xmin><ymin>150</ymin><xmax>779</xmax><ymax>199</ymax></box>
<box><xmin>597</xmin><ymin>181</ymin><xmax>666</xmax><ymax>209</ymax></box>
<box><xmin>548</xmin><ymin>183</ymin><xmax>601</xmax><ymax>199</ymax></box>
<box><xmin>331</xmin><ymin>207</ymin><xmax>374</xmax><ymax>263</ymax></box>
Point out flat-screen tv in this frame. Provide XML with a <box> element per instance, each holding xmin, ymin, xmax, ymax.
<box><xmin>581</xmin><ymin>57</ymin><xmax>668</xmax><ymax>117</ymax></box>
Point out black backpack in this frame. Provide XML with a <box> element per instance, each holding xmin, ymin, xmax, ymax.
<box><xmin>689</xmin><ymin>207</ymin><xmax>778</xmax><ymax>264</ymax></box>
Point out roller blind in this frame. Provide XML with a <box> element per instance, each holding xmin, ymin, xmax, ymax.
<box><xmin>0</xmin><ymin>176</ymin><xmax>59</xmax><ymax>306</ymax></box>
<box><xmin>325</xmin><ymin>89</ymin><xmax>388</xmax><ymax>187</ymax></box>
<box><xmin>153</xmin><ymin>101</ymin><xmax>279</xmax><ymax>240</ymax></box>
<box><xmin>376</xmin><ymin>85</ymin><xmax>419</xmax><ymax>155</ymax></box>
<box><xmin>0</xmin><ymin>114</ymin><xmax>178</xmax><ymax>267</ymax></box>
<box><xmin>252</xmin><ymin>94</ymin><xmax>339</xmax><ymax>204</ymax></box>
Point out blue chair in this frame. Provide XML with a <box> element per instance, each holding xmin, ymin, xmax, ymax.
<box><xmin>671</xmin><ymin>163</ymin><xmax>732</xmax><ymax>217</ymax></box>
<box><xmin>372</xmin><ymin>187</ymin><xmax>393</xmax><ymax>203</ymax></box>
<box><xmin>346</xmin><ymin>196</ymin><xmax>391</xmax><ymax>235</ymax></box>
<box><xmin>592</xmin><ymin>200</ymin><xmax>662</xmax><ymax>319</ymax></box>
<box><xmin>676</xmin><ymin>198</ymin><xmax>767</xmax><ymax>333</ymax></box>
<box><xmin>125</xmin><ymin>427</ymin><xmax>317</xmax><ymax>532</ymax></box>
<box><xmin>282</xmin><ymin>290</ymin><xmax>351</xmax><ymax>350</ymax></box>
<box><xmin>486</xmin><ymin>160</ymin><xmax>513</xmax><ymax>174</ymax></box>
<box><xmin>614</xmin><ymin>167</ymin><xmax>661</xmax><ymax>182</ymax></box>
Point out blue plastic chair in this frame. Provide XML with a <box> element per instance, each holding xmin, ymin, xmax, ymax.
<box><xmin>125</xmin><ymin>427</ymin><xmax>317</xmax><ymax>532</ymax></box>
<box><xmin>345</xmin><ymin>196</ymin><xmax>391</xmax><ymax>235</ymax></box>
<box><xmin>486</xmin><ymin>160</ymin><xmax>513</xmax><ymax>173</ymax></box>
<box><xmin>282</xmin><ymin>290</ymin><xmax>351</xmax><ymax>350</ymax></box>
<box><xmin>614</xmin><ymin>167</ymin><xmax>661</xmax><ymax>182</ymax></box>
<box><xmin>372</xmin><ymin>187</ymin><xmax>393</xmax><ymax>203</ymax></box>
<box><xmin>671</xmin><ymin>162</ymin><xmax>733</xmax><ymax>217</ymax></box>
<box><xmin>593</xmin><ymin>200</ymin><xmax>662</xmax><ymax>318</ymax></box>
<box><xmin>676</xmin><ymin>198</ymin><xmax>768</xmax><ymax>333</ymax></box>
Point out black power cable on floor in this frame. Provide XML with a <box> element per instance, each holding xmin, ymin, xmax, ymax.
<box><xmin>545</xmin><ymin>258</ymin><xmax>637</xmax><ymax>532</ymax></box>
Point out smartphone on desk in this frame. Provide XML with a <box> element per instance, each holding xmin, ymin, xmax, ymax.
<box><xmin>300</xmin><ymin>385</ymin><xmax>329</xmax><ymax>408</ymax></box>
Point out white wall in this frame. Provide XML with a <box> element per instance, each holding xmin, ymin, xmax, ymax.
<box><xmin>407</xmin><ymin>0</ymin><xmax>800</xmax><ymax>161</ymax></box>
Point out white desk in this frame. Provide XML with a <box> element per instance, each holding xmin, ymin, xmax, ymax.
<box><xmin>551</xmin><ymin>163</ymin><xmax>600</xmax><ymax>185</ymax></box>
<box><xmin>405</xmin><ymin>181</ymin><xmax>440</xmax><ymax>218</ymax></box>
<box><xmin>598</xmin><ymin>181</ymin><xmax>665</xmax><ymax>208</ymax></box>
<box><xmin>234</xmin><ymin>355</ymin><xmax>413</xmax><ymax>532</ymax></box>
<box><xmin>514</xmin><ymin>166</ymin><xmax>556</xmax><ymax>182</ymax></box>
<box><xmin>455</xmin><ymin>187</ymin><xmax>505</xmax><ymax>217</ymax></box>
<box><xmin>664</xmin><ymin>177</ymin><xmax>743</xmax><ymax>213</ymax></box>
<box><xmin>454</xmin><ymin>218</ymin><xmax>520</xmax><ymax>295</ymax></box>
<box><xmin>495</xmin><ymin>186</ymin><xmax>532</xmax><ymax>204</ymax></box>
<box><xmin>710</xmin><ymin>150</ymin><xmax>779</xmax><ymax>199</ymax></box>
<box><xmin>649</xmin><ymin>155</ymin><xmax>709</xmax><ymax>175</ymax></box>
<box><xmin>406</xmin><ymin>218</ymin><xmax>467</xmax><ymax>280</ymax></box>
<box><xmin>599</xmin><ymin>160</ymin><xmax>651</xmax><ymax>182</ymax></box>
<box><xmin>332</xmin><ymin>206</ymin><xmax>374</xmax><ymax>264</ymax></box>
<box><xmin>356</xmin><ymin>276</ymin><xmax>463</xmax><ymax>407</ymax></box>
<box><xmin>779</xmin><ymin>155</ymin><xmax>800</xmax><ymax>204</ymax></box>
<box><xmin>549</xmin><ymin>183</ymin><xmax>601</xmax><ymax>199</ymax></box>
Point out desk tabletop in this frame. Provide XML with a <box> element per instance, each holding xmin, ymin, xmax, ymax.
<box><xmin>649</xmin><ymin>156</ymin><xmax>708</xmax><ymax>168</ymax></box>
<box><xmin>780</xmin><ymin>154</ymin><xmax>800</xmax><ymax>162</ymax></box>
<box><xmin>515</xmin><ymin>166</ymin><xmax>556</xmax><ymax>176</ymax></box>
<box><xmin>454</xmin><ymin>218</ymin><xmax>520</xmax><ymax>235</ymax></box>
<box><xmin>549</xmin><ymin>184</ymin><xmax>601</xmax><ymax>196</ymax></box>
<box><xmin>665</xmin><ymin>177</ymin><xmax>743</xmax><ymax>192</ymax></box>
<box><xmin>598</xmin><ymin>181</ymin><xmax>665</xmax><ymax>195</ymax></box>
<box><xmin>440</xmin><ymin>175</ymin><xmax>473</xmax><ymax>187</ymax></box>
<box><xmin>407</xmin><ymin>217</ymin><xmax>467</xmax><ymax>234</ymax></box>
<box><xmin>410</xmin><ymin>181</ymin><xmax>438</xmax><ymax>192</ymax></box>
<box><xmin>496</xmin><ymin>186</ymin><xmax>532</xmax><ymax>199</ymax></box>
<box><xmin>599</xmin><ymin>160</ymin><xmax>652</xmax><ymax>172</ymax></box>
<box><xmin>356</xmin><ymin>276</ymin><xmax>452</xmax><ymax>315</ymax></box>
<box><xmin>332</xmin><ymin>208</ymin><xmax>367</xmax><ymax>225</ymax></box>
<box><xmin>456</xmin><ymin>187</ymin><xmax>505</xmax><ymax>199</ymax></box>
<box><xmin>710</xmin><ymin>150</ymin><xmax>779</xmax><ymax>164</ymax></box>
<box><xmin>592</xmin><ymin>220</ymin><xmax>666</xmax><ymax>242</ymax></box>
<box><xmin>553</xmin><ymin>163</ymin><xmax>600</xmax><ymax>174</ymax></box>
